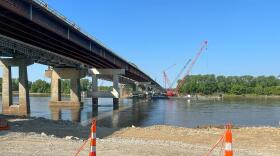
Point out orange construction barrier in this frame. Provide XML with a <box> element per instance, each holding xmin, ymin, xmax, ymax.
<box><xmin>0</xmin><ymin>118</ymin><xmax>10</xmax><ymax>131</ymax></box>
<box><xmin>89</xmin><ymin>120</ymin><xmax>96</xmax><ymax>156</ymax></box>
<box><xmin>224</xmin><ymin>124</ymin><xmax>233</xmax><ymax>156</ymax></box>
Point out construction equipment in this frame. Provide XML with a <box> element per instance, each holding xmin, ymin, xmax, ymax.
<box><xmin>175</xmin><ymin>40</ymin><xmax>208</xmax><ymax>95</ymax></box>
<box><xmin>170</xmin><ymin>59</ymin><xmax>192</xmax><ymax>88</ymax></box>
<box><xmin>162</xmin><ymin>64</ymin><xmax>176</xmax><ymax>90</ymax></box>
<box><xmin>162</xmin><ymin>41</ymin><xmax>207</xmax><ymax>97</ymax></box>
<box><xmin>166</xmin><ymin>59</ymin><xmax>192</xmax><ymax>96</ymax></box>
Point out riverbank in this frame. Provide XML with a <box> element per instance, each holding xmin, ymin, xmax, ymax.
<box><xmin>0</xmin><ymin>116</ymin><xmax>279</xmax><ymax>156</ymax></box>
<box><xmin>223</xmin><ymin>94</ymin><xmax>280</xmax><ymax>99</ymax></box>
<box><xmin>0</xmin><ymin>92</ymin><xmax>51</xmax><ymax>97</ymax></box>
<box><xmin>173</xmin><ymin>94</ymin><xmax>280</xmax><ymax>101</ymax></box>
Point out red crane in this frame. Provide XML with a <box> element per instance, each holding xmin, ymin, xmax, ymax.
<box><xmin>163</xmin><ymin>64</ymin><xmax>176</xmax><ymax>90</ymax></box>
<box><xmin>175</xmin><ymin>40</ymin><xmax>208</xmax><ymax>95</ymax></box>
<box><xmin>166</xmin><ymin>59</ymin><xmax>192</xmax><ymax>96</ymax></box>
<box><xmin>170</xmin><ymin>59</ymin><xmax>192</xmax><ymax>89</ymax></box>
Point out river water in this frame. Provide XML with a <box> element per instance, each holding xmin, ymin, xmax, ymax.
<box><xmin>1</xmin><ymin>96</ymin><xmax>280</xmax><ymax>128</ymax></box>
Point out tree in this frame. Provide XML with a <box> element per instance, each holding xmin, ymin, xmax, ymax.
<box><xmin>30</xmin><ymin>79</ymin><xmax>50</xmax><ymax>93</ymax></box>
<box><xmin>177</xmin><ymin>75</ymin><xmax>280</xmax><ymax>95</ymax></box>
<box><xmin>80</xmin><ymin>79</ymin><xmax>91</xmax><ymax>92</ymax></box>
<box><xmin>230</xmin><ymin>84</ymin><xmax>246</xmax><ymax>95</ymax></box>
<box><xmin>12</xmin><ymin>79</ymin><xmax>19</xmax><ymax>91</ymax></box>
<box><xmin>61</xmin><ymin>79</ymin><xmax>70</xmax><ymax>94</ymax></box>
<box><xmin>217</xmin><ymin>75</ymin><xmax>227</xmax><ymax>93</ymax></box>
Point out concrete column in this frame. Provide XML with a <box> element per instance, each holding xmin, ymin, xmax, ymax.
<box><xmin>113</xmin><ymin>75</ymin><xmax>120</xmax><ymax>96</ymax></box>
<box><xmin>2</xmin><ymin>65</ymin><xmax>12</xmax><ymax>111</ymax></box>
<box><xmin>1</xmin><ymin>58</ymin><xmax>33</xmax><ymax>115</ymax></box>
<box><xmin>18</xmin><ymin>64</ymin><xmax>30</xmax><ymax>114</ymax></box>
<box><xmin>70</xmin><ymin>78</ymin><xmax>81</xmax><ymax>102</ymax></box>
<box><xmin>113</xmin><ymin>74</ymin><xmax>120</xmax><ymax>108</ymax></box>
<box><xmin>50</xmin><ymin>71</ymin><xmax>61</xmax><ymax>102</ymax></box>
<box><xmin>89</xmin><ymin>68</ymin><xmax>125</xmax><ymax>109</ymax></box>
<box><xmin>46</xmin><ymin>68</ymin><xmax>85</xmax><ymax>106</ymax></box>
<box><xmin>91</xmin><ymin>75</ymin><xmax>98</xmax><ymax>108</ymax></box>
<box><xmin>113</xmin><ymin>98</ymin><xmax>119</xmax><ymax>110</ymax></box>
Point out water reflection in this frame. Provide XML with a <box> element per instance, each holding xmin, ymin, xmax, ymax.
<box><xmin>49</xmin><ymin>104</ymin><xmax>82</xmax><ymax>122</ymax></box>
<box><xmin>1</xmin><ymin>96</ymin><xmax>280</xmax><ymax>128</ymax></box>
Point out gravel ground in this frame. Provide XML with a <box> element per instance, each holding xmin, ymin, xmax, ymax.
<box><xmin>0</xmin><ymin>117</ymin><xmax>280</xmax><ymax>156</ymax></box>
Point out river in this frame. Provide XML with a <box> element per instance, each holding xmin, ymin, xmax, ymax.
<box><xmin>1</xmin><ymin>96</ymin><xmax>280</xmax><ymax>128</ymax></box>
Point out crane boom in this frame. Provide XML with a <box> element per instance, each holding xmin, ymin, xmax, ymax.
<box><xmin>176</xmin><ymin>41</ymin><xmax>208</xmax><ymax>93</ymax></box>
<box><xmin>163</xmin><ymin>64</ymin><xmax>176</xmax><ymax>89</ymax></box>
<box><xmin>170</xmin><ymin>59</ymin><xmax>192</xmax><ymax>88</ymax></box>
<box><xmin>163</xmin><ymin>71</ymin><xmax>170</xmax><ymax>89</ymax></box>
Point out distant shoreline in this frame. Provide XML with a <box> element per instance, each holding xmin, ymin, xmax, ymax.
<box><xmin>223</xmin><ymin>94</ymin><xmax>280</xmax><ymax>99</ymax></box>
<box><xmin>174</xmin><ymin>94</ymin><xmax>280</xmax><ymax>100</ymax></box>
<box><xmin>3</xmin><ymin>92</ymin><xmax>280</xmax><ymax>99</ymax></box>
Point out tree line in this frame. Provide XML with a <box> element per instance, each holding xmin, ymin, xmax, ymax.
<box><xmin>4</xmin><ymin>75</ymin><xmax>280</xmax><ymax>96</ymax></box>
<box><xmin>179</xmin><ymin>75</ymin><xmax>280</xmax><ymax>95</ymax></box>
<box><xmin>0</xmin><ymin>78</ymin><xmax>112</xmax><ymax>94</ymax></box>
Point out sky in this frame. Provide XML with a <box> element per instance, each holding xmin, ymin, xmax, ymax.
<box><xmin>10</xmin><ymin>0</ymin><xmax>280</xmax><ymax>86</ymax></box>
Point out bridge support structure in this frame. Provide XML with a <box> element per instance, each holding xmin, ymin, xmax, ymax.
<box><xmin>45</xmin><ymin>68</ymin><xmax>86</xmax><ymax>107</ymax></box>
<box><xmin>89</xmin><ymin>68</ymin><xmax>125</xmax><ymax>110</ymax></box>
<box><xmin>0</xmin><ymin>58</ymin><xmax>33</xmax><ymax>116</ymax></box>
<box><xmin>132</xmin><ymin>82</ymin><xmax>152</xmax><ymax>97</ymax></box>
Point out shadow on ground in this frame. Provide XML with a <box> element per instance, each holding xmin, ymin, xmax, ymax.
<box><xmin>0</xmin><ymin>98</ymin><xmax>153</xmax><ymax>139</ymax></box>
<box><xmin>0</xmin><ymin>114</ymin><xmax>120</xmax><ymax>139</ymax></box>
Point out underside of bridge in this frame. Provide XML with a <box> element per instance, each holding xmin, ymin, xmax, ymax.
<box><xmin>0</xmin><ymin>0</ymin><xmax>160</xmax><ymax>83</ymax></box>
<box><xmin>0</xmin><ymin>0</ymin><xmax>163</xmax><ymax>115</ymax></box>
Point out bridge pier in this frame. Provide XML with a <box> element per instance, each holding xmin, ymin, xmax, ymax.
<box><xmin>0</xmin><ymin>58</ymin><xmax>33</xmax><ymax>116</ymax></box>
<box><xmin>133</xmin><ymin>83</ymin><xmax>140</xmax><ymax>92</ymax></box>
<box><xmin>132</xmin><ymin>82</ymin><xmax>152</xmax><ymax>98</ymax></box>
<box><xmin>89</xmin><ymin>68</ymin><xmax>124</xmax><ymax>110</ymax></box>
<box><xmin>91</xmin><ymin>74</ymin><xmax>98</xmax><ymax>109</ymax></box>
<box><xmin>45</xmin><ymin>68</ymin><xmax>86</xmax><ymax>106</ymax></box>
<box><xmin>113</xmin><ymin>74</ymin><xmax>120</xmax><ymax>109</ymax></box>
<box><xmin>132</xmin><ymin>82</ymin><xmax>142</xmax><ymax>94</ymax></box>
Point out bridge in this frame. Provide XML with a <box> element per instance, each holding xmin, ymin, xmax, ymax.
<box><xmin>0</xmin><ymin>0</ymin><xmax>163</xmax><ymax>115</ymax></box>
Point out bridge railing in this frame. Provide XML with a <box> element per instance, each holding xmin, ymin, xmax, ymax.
<box><xmin>32</xmin><ymin>0</ymin><xmax>160</xmax><ymax>86</ymax></box>
<box><xmin>32</xmin><ymin>0</ymin><xmax>131</xmax><ymax>66</ymax></box>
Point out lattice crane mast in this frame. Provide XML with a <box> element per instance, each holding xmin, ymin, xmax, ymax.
<box><xmin>163</xmin><ymin>64</ymin><xmax>176</xmax><ymax>90</ymax></box>
<box><xmin>175</xmin><ymin>40</ymin><xmax>208</xmax><ymax>95</ymax></box>
<box><xmin>166</xmin><ymin>59</ymin><xmax>192</xmax><ymax>96</ymax></box>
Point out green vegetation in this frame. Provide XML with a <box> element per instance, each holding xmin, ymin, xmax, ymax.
<box><xmin>179</xmin><ymin>75</ymin><xmax>280</xmax><ymax>95</ymax></box>
<box><xmin>3</xmin><ymin>75</ymin><xmax>280</xmax><ymax>96</ymax></box>
<box><xmin>0</xmin><ymin>78</ymin><xmax>112</xmax><ymax>94</ymax></box>
<box><xmin>30</xmin><ymin>79</ymin><xmax>50</xmax><ymax>93</ymax></box>
<box><xmin>0</xmin><ymin>78</ymin><xmax>20</xmax><ymax>92</ymax></box>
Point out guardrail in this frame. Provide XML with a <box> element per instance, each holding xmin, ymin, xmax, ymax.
<box><xmin>32</xmin><ymin>0</ymin><xmax>160</xmax><ymax>86</ymax></box>
<box><xmin>32</xmin><ymin>0</ymin><xmax>133</xmax><ymax>66</ymax></box>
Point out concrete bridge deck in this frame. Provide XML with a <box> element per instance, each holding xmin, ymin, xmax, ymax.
<box><xmin>0</xmin><ymin>0</ymin><xmax>163</xmax><ymax>115</ymax></box>
<box><xmin>0</xmin><ymin>0</ymin><xmax>161</xmax><ymax>85</ymax></box>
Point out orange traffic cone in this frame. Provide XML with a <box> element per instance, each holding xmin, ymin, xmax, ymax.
<box><xmin>224</xmin><ymin>124</ymin><xmax>233</xmax><ymax>156</ymax></box>
<box><xmin>89</xmin><ymin>120</ymin><xmax>96</xmax><ymax>156</ymax></box>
